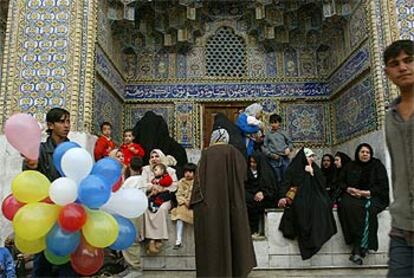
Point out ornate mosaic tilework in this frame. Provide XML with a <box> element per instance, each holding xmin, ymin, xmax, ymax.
<box><xmin>248</xmin><ymin>47</ymin><xmax>266</xmax><ymax>77</ymax></box>
<box><xmin>95</xmin><ymin>46</ymin><xmax>125</xmax><ymax>98</ymax></box>
<box><xmin>284</xmin><ymin>48</ymin><xmax>299</xmax><ymax>77</ymax></box>
<box><xmin>299</xmin><ymin>49</ymin><xmax>317</xmax><ymax>77</ymax></box>
<box><xmin>124</xmin><ymin>103</ymin><xmax>175</xmax><ymax>136</ymax></box>
<box><xmin>396</xmin><ymin>1</ymin><xmax>414</xmax><ymax>40</ymax></box>
<box><xmin>175</xmin><ymin>103</ymin><xmax>200</xmax><ymax>148</ymax></box>
<box><xmin>154</xmin><ymin>49</ymin><xmax>169</xmax><ymax>79</ymax></box>
<box><xmin>176</xmin><ymin>53</ymin><xmax>187</xmax><ymax>79</ymax></box>
<box><xmin>333</xmin><ymin>75</ymin><xmax>377</xmax><ymax>144</ymax></box>
<box><xmin>261</xmin><ymin>99</ymin><xmax>278</xmax><ymax>114</ymax></box>
<box><xmin>349</xmin><ymin>3</ymin><xmax>368</xmax><ymax>49</ymax></box>
<box><xmin>327</xmin><ymin>45</ymin><xmax>370</xmax><ymax>95</ymax></box>
<box><xmin>93</xmin><ymin>79</ymin><xmax>123</xmax><ymax>144</ymax></box>
<box><xmin>125</xmin><ymin>82</ymin><xmax>328</xmax><ymax>100</ymax></box>
<box><xmin>283</xmin><ymin>103</ymin><xmax>326</xmax><ymax>145</ymax></box>
<box><xmin>137</xmin><ymin>50</ymin><xmax>154</xmax><ymax>79</ymax></box>
<box><xmin>187</xmin><ymin>47</ymin><xmax>205</xmax><ymax>78</ymax></box>
<box><xmin>265</xmin><ymin>51</ymin><xmax>277</xmax><ymax>77</ymax></box>
<box><xmin>15</xmin><ymin>0</ymin><xmax>73</xmax><ymax>119</ymax></box>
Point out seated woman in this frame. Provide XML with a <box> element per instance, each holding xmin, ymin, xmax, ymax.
<box><xmin>141</xmin><ymin>149</ymin><xmax>178</xmax><ymax>255</ymax></box>
<box><xmin>245</xmin><ymin>151</ymin><xmax>278</xmax><ymax>238</ymax></box>
<box><xmin>330</xmin><ymin>151</ymin><xmax>352</xmax><ymax>204</ymax></box>
<box><xmin>278</xmin><ymin>148</ymin><xmax>337</xmax><ymax>260</ymax></box>
<box><xmin>337</xmin><ymin>143</ymin><xmax>389</xmax><ymax>265</ymax></box>
<box><xmin>321</xmin><ymin>154</ymin><xmax>336</xmax><ymax>198</ymax></box>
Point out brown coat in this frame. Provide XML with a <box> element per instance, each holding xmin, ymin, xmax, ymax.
<box><xmin>191</xmin><ymin>144</ymin><xmax>257</xmax><ymax>278</ymax></box>
<box><xmin>171</xmin><ymin>178</ymin><xmax>194</xmax><ymax>224</ymax></box>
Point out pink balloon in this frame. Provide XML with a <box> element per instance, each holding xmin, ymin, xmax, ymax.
<box><xmin>4</xmin><ymin>113</ymin><xmax>41</xmax><ymax>160</ymax></box>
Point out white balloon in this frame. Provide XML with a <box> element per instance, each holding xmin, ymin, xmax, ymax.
<box><xmin>61</xmin><ymin>148</ymin><xmax>93</xmax><ymax>183</ymax></box>
<box><xmin>49</xmin><ymin>177</ymin><xmax>78</xmax><ymax>206</ymax></box>
<box><xmin>101</xmin><ymin>188</ymin><xmax>148</xmax><ymax>218</ymax></box>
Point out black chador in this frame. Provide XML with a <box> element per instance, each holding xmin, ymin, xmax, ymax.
<box><xmin>279</xmin><ymin>148</ymin><xmax>337</xmax><ymax>260</ymax></box>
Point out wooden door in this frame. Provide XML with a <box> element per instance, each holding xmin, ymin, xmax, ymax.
<box><xmin>202</xmin><ymin>103</ymin><xmax>247</xmax><ymax>148</ymax></box>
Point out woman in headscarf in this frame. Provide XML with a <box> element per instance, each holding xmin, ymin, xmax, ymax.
<box><xmin>278</xmin><ymin>148</ymin><xmax>337</xmax><ymax>260</ymax></box>
<box><xmin>141</xmin><ymin>149</ymin><xmax>178</xmax><ymax>254</ymax></box>
<box><xmin>236</xmin><ymin>103</ymin><xmax>264</xmax><ymax>157</ymax></box>
<box><xmin>321</xmin><ymin>154</ymin><xmax>336</xmax><ymax>198</ymax></box>
<box><xmin>245</xmin><ymin>151</ymin><xmax>278</xmax><ymax>237</ymax></box>
<box><xmin>191</xmin><ymin>128</ymin><xmax>256</xmax><ymax>277</ymax></box>
<box><xmin>212</xmin><ymin>112</ymin><xmax>246</xmax><ymax>157</ymax></box>
<box><xmin>330</xmin><ymin>151</ymin><xmax>352</xmax><ymax>203</ymax></box>
<box><xmin>337</xmin><ymin>143</ymin><xmax>389</xmax><ymax>265</ymax></box>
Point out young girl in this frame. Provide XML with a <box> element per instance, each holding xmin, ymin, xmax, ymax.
<box><xmin>170</xmin><ymin>163</ymin><xmax>197</xmax><ymax>249</ymax></box>
<box><xmin>148</xmin><ymin>163</ymin><xmax>173</xmax><ymax>213</ymax></box>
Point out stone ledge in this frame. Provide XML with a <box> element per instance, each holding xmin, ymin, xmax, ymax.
<box><xmin>141</xmin><ymin>210</ymin><xmax>391</xmax><ymax>270</ymax></box>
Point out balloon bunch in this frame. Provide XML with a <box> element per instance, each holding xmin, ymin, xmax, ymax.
<box><xmin>2</xmin><ymin>113</ymin><xmax>148</xmax><ymax>276</ymax></box>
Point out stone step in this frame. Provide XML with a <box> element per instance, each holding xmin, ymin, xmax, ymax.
<box><xmin>132</xmin><ymin>268</ymin><xmax>387</xmax><ymax>278</ymax></box>
<box><xmin>141</xmin><ymin>209</ymin><xmax>391</xmax><ymax>270</ymax></box>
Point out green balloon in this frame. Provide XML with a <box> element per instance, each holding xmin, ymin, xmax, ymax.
<box><xmin>44</xmin><ymin>249</ymin><xmax>70</xmax><ymax>265</ymax></box>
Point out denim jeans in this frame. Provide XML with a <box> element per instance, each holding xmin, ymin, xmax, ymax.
<box><xmin>388</xmin><ymin>235</ymin><xmax>414</xmax><ymax>278</ymax></box>
<box><xmin>268</xmin><ymin>156</ymin><xmax>290</xmax><ymax>184</ymax></box>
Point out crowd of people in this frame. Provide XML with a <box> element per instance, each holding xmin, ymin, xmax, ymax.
<box><xmin>1</xmin><ymin>39</ymin><xmax>412</xmax><ymax>278</ymax></box>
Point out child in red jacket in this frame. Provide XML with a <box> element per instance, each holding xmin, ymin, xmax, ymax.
<box><xmin>94</xmin><ymin>122</ymin><xmax>116</xmax><ymax>161</ymax></box>
<box><xmin>148</xmin><ymin>163</ymin><xmax>173</xmax><ymax>213</ymax></box>
<box><xmin>120</xmin><ymin>129</ymin><xmax>145</xmax><ymax>165</ymax></box>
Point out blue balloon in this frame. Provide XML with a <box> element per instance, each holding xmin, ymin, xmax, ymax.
<box><xmin>53</xmin><ymin>141</ymin><xmax>81</xmax><ymax>176</ymax></box>
<box><xmin>78</xmin><ymin>175</ymin><xmax>111</xmax><ymax>208</ymax></box>
<box><xmin>110</xmin><ymin>215</ymin><xmax>137</xmax><ymax>251</ymax></box>
<box><xmin>91</xmin><ymin>158</ymin><xmax>122</xmax><ymax>190</ymax></box>
<box><xmin>46</xmin><ymin>224</ymin><xmax>81</xmax><ymax>257</ymax></box>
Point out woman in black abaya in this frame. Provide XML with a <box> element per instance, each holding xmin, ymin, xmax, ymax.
<box><xmin>278</xmin><ymin>148</ymin><xmax>337</xmax><ymax>260</ymax></box>
<box><xmin>245</xmin><ymin>151</ymin><xmax>278</xmax><ymax>236</ymax></box>
<box><xmin>321</xmin><ymin>154</ymin><xmax>336</xmax><ymax>198</ymax></box>
<box><xmin>337</xmin><ymin>143</ymin><xmax>389</xmax><ymax>265</ymax></box>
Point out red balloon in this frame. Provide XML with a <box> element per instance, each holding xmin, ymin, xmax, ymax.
<box><xmin>111</xmin><ymin>176</ymin><xmax>123</xmax><ymax>192</ymax></box>
<box><xmin>58</xmin><ymin>203</ymin><xmax>87</xmax><ymax>232</ymax></box>
<box><xmin>42</xmin><ymin>197</ymin><xmax>55</xmax><ymax>204</ymax></box>
<box><xmin>1</xmin><ymin>194</ymin><xmax>25</xmax><ymax>221</ymax></box>
<box><xmin>70</xmin><ymin>237</ymin><xmax>104</xmax><ymax>276</ymax></box>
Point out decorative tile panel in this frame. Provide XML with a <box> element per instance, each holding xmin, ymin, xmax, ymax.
<box><xmin>247</xmin><ymin>47</ymin><xmax>266</xmax><ymax>77</ymax></box>
<box><xmin>265</xmin><ymin>51</ymin><xmax>277</xmax><ymax>77</ymax></box>
<box><xmin>284</xmin><ymin>48</ymin><xmax>299</xmax><ymax>77</ymax></box>
<box><xmin>349</xmin><ymin>4</ymin><xmax>368</xmax><ymax>49</ymax></box>
<box><xmin>176</xmin><ymin>52</ymin><xmax>187</xmax><ymax>79</ymax></box>
<box><xmin>327</xmin><ymin>45</ymin><xmax>370</xmax><ymax>95</ymax></box>
<box><xmin>187</xmin><ymin>47</ymin><xmax>205</xmax><ymax>78</ymax></box>
<box><xmin>0</xmin><ymin>0</ymin><xmax>98</xmax><ymax>132</ymax></box>
<box><xmin>333</xmin><ymin>75</ymin><xmax>377</xmax><ymax>144</ymax></box>
<box><xmin>124</xmin><ymin>103</ymin><xmax>175</xmax><ymax>136</ymax></box>
<box><xmin>396</xmin><ymin>1</ymin><xmax>414</xmax><ymax>40</ymax></box>
<box><xmin>95</xmin><ymin>46</ymin><xmax>125</xmax><ymax>98</ymax></box>
<box><xmin>93</xmin><ymin>79</ymin><xmax>123</xmax><ymax>144</ymax></box>
<box><xmin>155</xmin><ymin>49</ymin><xmax>169</xmax><ymax>79</ymax></box>
<box><xmin>125</xmin><ymin>83</ymin><xmax>328</xmax><ymax>100</ymax></box>
<box><xmin>175</xmin><ymin>103</ymin><xmax>200</xmax><ymax>148</ymax></box>
<box><xmin>283</xmin><ymin>102</ymin><xmax>326</xmax><ymax>145</ymax></box>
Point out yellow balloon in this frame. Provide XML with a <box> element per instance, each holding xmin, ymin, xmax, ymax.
<box><xmin>13</xmin><ymin>203</ymin><xmax>60</xmax><ymax>241</ymax></box>
<box><xmin>82</xmin><ymin>209</ymin><xmax>119</xmax><ymax>248</ymax></box>
<box><xmin>12</xmin><ymin>170</ymin><xmax>51</xmax><ymax>203</ymax></box>
<box><xmin>15</xmin><ymin>235</ymin><xmax>46</xmax><ymax>254</ymax></box>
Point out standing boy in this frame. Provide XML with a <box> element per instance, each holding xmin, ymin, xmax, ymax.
<box><xmin>262</xmin><ymin>114</ymin><xmax>293</xmax><ymax>184</ymax></box>
<box><xmin>23</xmin><ymin>107</ymin><xmax>78</xmax><ymax>277</ymax></box>
<box><xmin>94</xmin><ymin>121</ymin><xmax>116</xmax><ymax>161</ymax></box>
<box><xmin>383</xmin><ymin>39</ymin><xmax>414</xmax><ymax>277</ymax></box>
<box><xmin>120</xmin><ymin>129</ymin><xmax>145</xmax><ymax>166</ymax></box>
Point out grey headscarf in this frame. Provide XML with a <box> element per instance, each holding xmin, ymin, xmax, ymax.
<box><xmin>209</xmin><ymin>128</ymin><xmax>230</xmax><ymax>146</ymax></box>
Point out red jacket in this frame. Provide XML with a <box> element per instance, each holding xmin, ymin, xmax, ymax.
<box><xmin>94</xmin><ymin>136</ymin><xmax>116</xmax><ymax>161</ymax></box>
<box><xmin>152</xmin><ymin>173</ymin><xmax>173</xmax><ymax>187</ymax></box>
<box><xmin>120</xmin><ymin>143</ymin><xmax>145</xmax><ymax>165</ymax></box>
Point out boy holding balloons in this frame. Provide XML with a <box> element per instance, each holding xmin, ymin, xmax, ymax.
<box><xmin>22</xmin><ymin>108</ymin><xmax>78</xmax><ymax>277</ymax></box>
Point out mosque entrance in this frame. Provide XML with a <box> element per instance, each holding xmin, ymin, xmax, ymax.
<box><xmin>202</xmin><ymin>103</ymin><xmax>247</xmax><ymax>148</ymax></box>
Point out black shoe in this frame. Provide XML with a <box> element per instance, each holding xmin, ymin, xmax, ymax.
<box><xmin>349</xmin><ymin>254</ymin><xmax>363</xmax><ymax>265</ymax></box>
